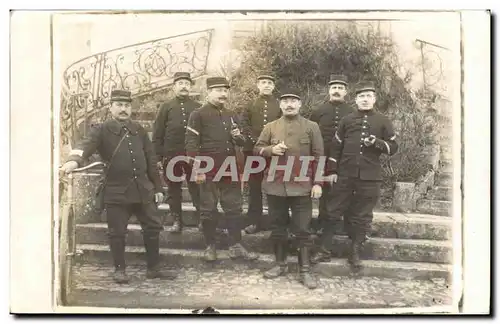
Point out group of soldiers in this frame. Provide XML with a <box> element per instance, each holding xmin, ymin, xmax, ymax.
<box><xmin>60</xmin><ymin>71</ymin><xmax>398</xmax><ymax>290</ymax></box>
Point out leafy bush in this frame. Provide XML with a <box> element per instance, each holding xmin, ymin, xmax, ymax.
<box><xmin>228</xmin><ymin>21</ymin><xmax>442</xmax><ymax>199</ymax></box>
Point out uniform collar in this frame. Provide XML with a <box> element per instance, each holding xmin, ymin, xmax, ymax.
<box><xmin>106</xmin><ymin>118</ymin><xmax>139</xmax><ymax>135</ymax></box>
<box><xmin>328</xmin><ymin>100</ymin><xmax>346</xmax><ymax>106</ymax></box>
<box><xmin>207</xmin><ymin>101</ymin><xmax>225</xmax><ymax>111</ymax></box>
<box><xmin>355</xmin><ymin>109</ymin><xmax>376</xmax><ymax>116</ymax></box>
<box><xmin>175</xmin><ymin>95</ymin><xmax>190</xmax><ymax>103</ymax></box>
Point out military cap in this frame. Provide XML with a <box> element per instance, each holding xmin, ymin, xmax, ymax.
<box><xmin>206</xmin><ymin>76</ymin><xmax>230</xmax><ymax>89</ymax></box>
<box><xmin>110</xmin><ymin>89</ymin><xmax>132</xmax><ymax>102</ymax></box>
<box><xmin>328</xmin><ymin>74</ymin><xmax>348</xmax><ymax>86</ymax></box>
<box><xmin>279</xmin><ymin>88</ymin><xmax>301</xmax><ymax>100</ymax></box>
<box><xmin>355</xmin><ymin>80</ymin><xmax>376</xmax><ymax>95</ymax></box>
<box><xmin>173</xmin><ymin>72</ymin><xmax>193</xmax><ymax>83</ymax></box>
<box><xmin>257</xmin><ymin>73</ymin><xmax>276</xmax><ymax>82</ymax></box>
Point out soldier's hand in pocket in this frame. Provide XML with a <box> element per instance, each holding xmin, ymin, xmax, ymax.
<box><xmin>311</xmin><ymin>184</ymin><xmax>322</xmax><ymax>199</ymax></box>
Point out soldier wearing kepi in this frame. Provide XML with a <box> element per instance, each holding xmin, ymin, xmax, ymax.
<box><xmin>185</xmin><ymin>76</ymin><xmax>258</xmax><ymax>262</ymax></box>
<box><xmin>309</xmin><ymin>74</ymin><xmax>356</xmax><ymax>263</ymax></box>
<box><xmin>60</xmin><ymin>90</ymin><xmax>177</xmax><ymax>284</ymax></box>
<box><xmin>309</xmin><ymin>74</ymin><xmax>354</xmax><ymax>237</ymax></box>
<box><xmin>254</xmin><ymin>88</ymin><xmax>324</xmax><ymax>289</ymax></box>
<box><xmin>153</xmin><ymin>72</ymin><xmax>202</xmax><ymax>233</ymax></box>
<box><xmin>240</xmin><ymin>73</ymin><xmax>281</xmax><ymax>234</ymax></box>
<box><xmin>319</xmin><ymin>81</ymin><xmax>398</xmax><ymax>271</ymax></box>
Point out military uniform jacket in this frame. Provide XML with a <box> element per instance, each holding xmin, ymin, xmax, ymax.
<box><xmin>152</xmin><ymin>96</ymin><xmax>201</xmax><ymax>159</ymax></box>
<box><xmin>254</xmin><ymin>115</ymin><xmax>324</xmax><ymax>197</ymax></box>
<box><xmin>185</xmin><ymin>102</ymin><xmax>246</xmax><ymax>179</ymax></box>
<box><xmin>67</xmin><ymin>119</ymin><xmax>162</xmax><ymax>204</ymax></box>
<box><xmin>309</xmin><ymin>100</ymin><xmax>353</xmax><ymax>158</ymax></box>
<box><xmin>328</xmin><ymin>109</ymin><xmax>398</xmax><ymax>181</ymax></box>
<box><xmin>240</xmin><ymin>95</ymin><xmax>281</xmax><ymax>152</ymax></box>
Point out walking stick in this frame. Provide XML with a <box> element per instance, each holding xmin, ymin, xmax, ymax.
<box><xmin>58</xmin><ymin>161</ymin><xmax>106</xmax><ymax>305</ymax></box>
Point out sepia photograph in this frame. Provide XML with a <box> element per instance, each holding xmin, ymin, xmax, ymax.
<box><xmin>9</xmin><ymin>9</ymin><xmax>490</xmax><ymax>314</ymax></box>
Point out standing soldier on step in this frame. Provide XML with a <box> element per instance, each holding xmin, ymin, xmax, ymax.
<box><xmin>254</xmin><ymin>89</ymin><xmax>324</xmax><ymax>289</ymax></box>
<box><xmin>152</xmin><ymin>72</ymin><xmax>202</xmax><ymax>233</ymax></box>
<box><xmin>318</xmin><ymin>81</ymin><xmax>398</xmax><ymax>272</ymax></box>
<box><xmin>240</xmin><ymin>73</ymin><xmax>282</xmax><ymax>234</ymax></box>
<box><xmin>185</xmin><ymin>77</ymin><xmax>258</xmax><ymax>262</ymax></box>
<box><xmin>60</xmin><ymin>90</ymin><xmax>177</xmax><ymax>284</ymax></box>
<box><xmin>309</xmin><ymin>74</ymin><xmax>355</xmax><ymax>263</ymax></box>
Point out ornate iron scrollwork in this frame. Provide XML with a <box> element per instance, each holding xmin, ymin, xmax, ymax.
<box><xmin>60</xmin><ymin>29</ymin><xmax>214</xmax><ymax>147</ymax></box>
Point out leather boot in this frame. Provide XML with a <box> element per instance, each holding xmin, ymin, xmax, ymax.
<box><xmin>113</xmin><ymin>266</ymin><xmax>130</xmax><ymax>284</ymax></box>
<box><xmin>310</xmin><ymin>247</ymin><xmax>331</xmax><ymax>264</ymax></box>
<box><xmin>109</xmin><ymin>236</ymin><xmax>127</xmax><ymax>274</ymax></box>
<box><xmin>263</xmin><ymin>241</ymin><xmax>288</xmax><ymax>279</ymax></box>
<box><xmin>143</xmin><ymin>234</ymin><xmax>178</xmax><ymax>280</ymax></box>
<box><xmin>348</xmin><ymin>239</ymin><xmax>363</xmax><ymax>272</ymax></box>
<box><xmin>229</xmin><ymin>243</ymin><xmax>259</xmax><ymax>260</ymax></box>
<box><xmin>298</xmin><ymin>246</ymin><xmax>318</xmax><ymax>289</ymax></box>
<box><xmin>168</xmin><ymin>213</ymin><xmax>182</xmax><ymax>233</ymax></box>
<box><xmin>204</xmin><ymin>244</ymin><xmax>217</xmax><ymax>262</ymax></box>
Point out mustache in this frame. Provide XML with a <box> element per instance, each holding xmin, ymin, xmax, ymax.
<box><xmin>218</xmin><ymin>97</ymin><xmax>227</xmax><ymax>100</ymax></box>
<box><xmin>180</xmin><ymin>88</ymin><xmax>188</xmax><ymax>91</ymax></box>
<box><xmin>332</xmin><ymin>93</ymin><xmax>341</xmax><ymax>97</ymax></box>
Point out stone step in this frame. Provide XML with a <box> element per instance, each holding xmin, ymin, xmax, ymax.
<box><xmin>68</xmin><ymin>262</ymin><xmax>453</xmax><ymax>310</ymax></box>
<box><xmin>75</xmin><ymin>244</ymin><xmax>453</xmax><ymax>283</ymax></box>
<box><xmin>426</xmin><ymin>186</ymin><xmax>452</xmax><ymax>201</ymax></box>
<box><xmin>436</xmin><ymin>171</ymin><xmax>453</xmax><ymax>187</ymax></box>
<box><xmin>93</xmin><ymin>203</ymin><xmax>451</xmax><ymax>240</ymax></box>
<box><xmin>439</xmin><ymin>159</ymin><xmax>453</xmax><ymax>173</ymax></box>
<box><xmin>416</xmin><ymin>200</ymin><xmax>452</xmax><ymax>217</ymax></box>
<box><xmin>76</xmin><ymin>224</ymin><xmax>452</xmax><ymax>264</ymax></box>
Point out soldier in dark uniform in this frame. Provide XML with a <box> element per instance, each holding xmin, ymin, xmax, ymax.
<box><xmin>60</xmin><ymin>90</ymin><xmax>177</xmax><ymax>284</ymax></box>
<box><xmin>318</xmin><ymin>81</ymin><xmax>398</xmax><ymax>271</ymax></box>
<box><xmin>309</xmin><ymin>74</ymin><xmax>355</xmax><ymax>263</ymax></box>
<box><xmin>240</xmin><ymin>73</ymin><xmax>281</xmax><ymax>234</ymax></box>
<box><xmin>152</xmin><ymin>72</ymin><xmax>201</xmax><ymax>233</ymax></box>
<box><xmin>254</xmin><ymin>88</ymin><xmax>324</xmax><ymax>289</ymax></box>
<box><xmin>185</xmin><ymin>77</ymin><xmax>258</xmax><ymax>262</ymax></box>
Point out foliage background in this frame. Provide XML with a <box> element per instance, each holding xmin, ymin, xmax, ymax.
<box><xmin>124</xmin><ymin>21</ymin><xmax>448</xmax><ymax>210</ymax></box>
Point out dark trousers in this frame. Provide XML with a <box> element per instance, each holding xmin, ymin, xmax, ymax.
<box><xmin>318</xmin><ymin>182</ymin><xmax>355</xmax><ymax>235</ymax></box>
<box><xmin>199</xmin><ymin>179</ymin><xmax>243</xmax><ymax>246</ymax></box>
<box><xmin>163</xmin><ymin>157</ymin><xmax>200</xmax><ymax>217</ymax></box>
<box><xmin>244</xmin><ymin>152</ymin><xmax>265</xmax><ymax>228</ymax></box>
<box><xmin>267</xmin><ymin>195</ymin><xmax>313</xmax><ymax>248</ymax></box>
<box><xmin>106</xmin><ymin>202</ymin><xmax>163</xmax><ymax>269</ymax></box>
<box><xmin>321</xmin><ymin>176</ymin><xmax>381</xmax><ymax>248</ymax></box>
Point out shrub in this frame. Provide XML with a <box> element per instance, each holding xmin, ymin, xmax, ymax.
<box><xmin>228</xmin><ymin>21</ymin><xmax>441</xmax><ymax>200</ymax></box>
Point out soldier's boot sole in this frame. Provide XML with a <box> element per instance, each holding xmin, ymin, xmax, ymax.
<box><xmin>263</xmin><ymin>265</ymin><xmax>288</xmax><ymax>279</ymax></box>
<box><xmin>310</xmin><ymin>251</ymin><xmax>331</xmax><ymax>264</ymax></box>
<box><xmin>113</xmin><ymin>270</ymin><xmax>130</xmax><ymax>284</ymax></box>
<box><xmin>146</xmin><ymin>269</ymin><xmax>177</xmax><ymax>280</ymax></box>
<box><xmin>299</xmin><ymin>272</ymin><xmax>318</xmax><ymax>290</ymax></box>
<box><xmin>203</xmin><ymin>246</ymin><xmax>217</xmax><ymax>262</ymax></box>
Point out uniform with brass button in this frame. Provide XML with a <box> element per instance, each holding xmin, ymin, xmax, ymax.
<box><xmin>63</xmin><ymin>89</ymin><xmax>176</xmax><ymax>284</ymax></box>
<box><xmin>322</xmin><ymin>81</ymin><xmax>398</xmax><ymax>271</ymax></box>
<box><xmin>185</xmin><ymin>76</ymin><xmax>258</xmax><ymax>262</ymax></box>
<box><xmin>254</xmin><ymin>88</ymin><xmax>324</xmax><ymax>289</ymax></box>
<box><xmin>240</xmin><ymin>73</ymin><xmax>282</xmax><ymax>234</ymax></box>
<box><xmin>309</xmin><ymin>74</ymin><xmax>356</xmax><ymax>245</ymax></box>
<box><xmin>152</xmin><ymin>72</ymin><xmax>202</xmax><ymax>233</ymax></box>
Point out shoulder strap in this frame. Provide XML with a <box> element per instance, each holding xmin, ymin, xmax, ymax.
<box><xmin>101</xmin><ymin>129</ymin><xmax>129</xmax><ymax>185</ymax></box>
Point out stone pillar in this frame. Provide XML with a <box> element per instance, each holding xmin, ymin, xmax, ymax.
<box><xmin>393</xmin><ymin>182</ymin><xmax>416</xmax><ymax>213</ymax></box>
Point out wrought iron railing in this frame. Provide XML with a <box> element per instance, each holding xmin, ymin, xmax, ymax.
<box><xmin>60</xmin><ymin>29</ymin><xmax>214</xmax><ymax>147</ymax></box>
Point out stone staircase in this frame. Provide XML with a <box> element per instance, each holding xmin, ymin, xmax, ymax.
<box><xmin>416</xmin><ymin>141</ymin><xmax>454</xmax><ymax>216</ymax></box>
<box><xmin>66</xmin><ymin>121</ymin><xmax>454</xmax><ymax>310</ymax></box>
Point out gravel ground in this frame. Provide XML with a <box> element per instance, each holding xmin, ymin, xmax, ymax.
<box><xmin>69</xmin><ymin>263</ymin><xmax>453</xmax><ymax>311</ymax></box>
